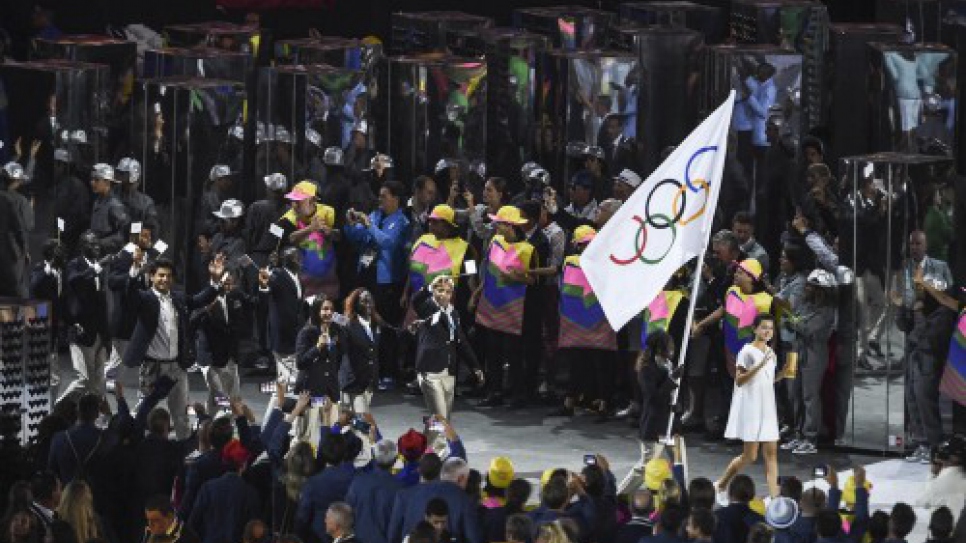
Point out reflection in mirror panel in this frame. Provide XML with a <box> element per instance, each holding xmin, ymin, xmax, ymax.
<box><xmin>869</xmin><ymin>43</ymin><xmax>958</xmax><ymax>155</ymax></box>
<box><xmin>838</xmin><ymin>152</ymin><xmax>955</xmax><ymax>452</ymax></box>
<box><xmin>134</xmin><ymin>77</ymin><xmax>246</xmax><ymax>283</ymax></box>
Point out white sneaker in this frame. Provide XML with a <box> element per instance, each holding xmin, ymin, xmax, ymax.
<box><xmin>780</xmin><ymin>438</ymin><xmax>801</xmax><ymax>450</ymax></box>
<box><xmin>904</xmin><ymin>445</ymin><xmax>928</xmax><ymax>462</ymax></box>
<box><xmin>792</xmin><ymin>441</ymin><xmax>817</xmax><ymax>455</ymax></box>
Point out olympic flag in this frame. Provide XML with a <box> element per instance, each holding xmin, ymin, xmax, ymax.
<box><xmin>582</xmin><ymin>91</ymin><xmax>736</xmax><ymax>330</ymax></box>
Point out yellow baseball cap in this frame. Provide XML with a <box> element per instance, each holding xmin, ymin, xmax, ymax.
<box><xmin>573</xmin><ymin>225</ymin><xmax>597</xmax><ymax>245</ymax></box>
<box><xmin>285</xmin><ymin>180</ymin><xmax>317</xmax><ymax>201</ymax></box>
<box><xmin>489</xmin><ymin>205</ymin><xmax>527</xmax><ymax>225</ymax></box>
<box><xmin>428</xmin><ymin>204</ymin><xmax>457</xmax><ymax>227</ymax></box>
<box><xmin>487</xmin><ymin>456</ymin><xmax>514</xmax><ymax>489</ymax></box>
<box><xmin>737</xmin><ymin>258</ymin><xmax>763</xmax><ymax>281</ymax></box>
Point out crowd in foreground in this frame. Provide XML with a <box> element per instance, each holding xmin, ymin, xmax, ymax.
<box><xmin>1</xmin><ymin>387</ymin><xmax>965</xmax><ymax>543</ymax></box>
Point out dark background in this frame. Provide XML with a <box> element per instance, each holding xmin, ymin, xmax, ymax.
<box><xmin>0</xmin><ymin>0</ymin><xmax>873</xmax><ymax>57</ymax></box>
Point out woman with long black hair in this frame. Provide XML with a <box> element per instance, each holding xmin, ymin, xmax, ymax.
<box><xmin>294</xmin><ymin>295</ymin><xmax>345</xmax><ymax>436</ymax></box>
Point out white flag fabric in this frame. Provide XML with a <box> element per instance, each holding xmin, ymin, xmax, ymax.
<box><xmin>582</xmin><ymin>91</ymin><xmax>736</xmax><ymax>330</ymax></box>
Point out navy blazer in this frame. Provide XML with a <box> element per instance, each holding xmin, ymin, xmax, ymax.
<box><xmin>411</xmin><ymin>289</ymin><xmax>478</xmax><ymax>375</ymax></box>
<box><xmin>193</xmin><ymin>290</ymin><xmax>258</xmax><ymax>368</ymax></box>
<box><xmin>295</xmin><ymin>323</ymin><xmax>346</xmax><ymax>400</ymax></box>
<box><xmin>346</xmin><ymin>467</ymin><xmax>403</xmax><ymax>543</ymax></box>
<box><xmin>178</xmin><ymin>449</ymin><xmax>228</xmax><ymax>520</ymax></box>
<box><xmin>388</xmin><ymin>480</ymin><xmax>483</xmax><ymax>543</ymax></box>
<box><xmin>48</xmin><ymin>423</ymin><xmax>114</xmax><ymax>485</ymax></box>
<box><xmin>714</xmin><ymin>503</ymin><xmax>764</xmax><ymax>543</ymax></box>
<box><xmin>261</xmin><ymin>268</ymin><xmax>303</xmax><ymax>355</ymax></box>
<box><xmin>296</xmin><ymin>462</ymin><xmax>357</xmax><ymax>543</ymax></box>
<box><xmin>65</xmin><ymin>257</ymin><xmax>110</xmax><ymax>346</ymax></box>
<box><xmin>188</xmin><ymin>472</ymin><xmax>261</xmax><ymax>543</ymax></box>
<box><xmin>341</xmin><ymin>319</ymin><xmax>379</xmax><ymax>393</ymax></box>
<box><xmin>122</xmin><ymin>273</ymin><xmax>219</xmax><ymax>369</ymax></box>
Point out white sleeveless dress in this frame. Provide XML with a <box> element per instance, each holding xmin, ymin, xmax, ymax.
<box><xmin>724</xmin><ymin>343</ymin><xmax>780</xmax><ymax>442</ymax></box>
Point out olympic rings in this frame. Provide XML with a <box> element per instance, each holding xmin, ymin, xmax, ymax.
<box><xmin>607</xmin><ymin>146</ymin><xmax>718</xmax><ymax>267</ymax></box>
<box><xmin>685</xmin><ymin>146</ymin><xmax>718</xmax><ymax>192</ymax></box>
<box><xmin>607</xmin><ymin>214</ymin><xmax>677</xmax><ymax>266</ymax></box>
<box><xmin>645</xmin><ymin>179</ymin><xmax>685</xmax><ymax>230</ymax></box>
<box><xmin>672</xmin><ymin>177</ymin><xmax>709</xmax><ymax>226</ymax></box>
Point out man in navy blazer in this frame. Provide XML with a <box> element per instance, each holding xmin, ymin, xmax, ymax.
<box><xmin>123</xmin><ymin>251</ymin><xmax>224</xmax><ymax>439</ymax></box>
<box><xmin>188</xmin><ymin>440</ymin><xmax>261</xmax><ymax>543</ymax></box>
<box><xmin>346</xmin><ymin>439</ymin><xmax>403</xmax><ymax>543</ymax></box>
<box><xmin>388</xmin><ymin>457</ymin><xmax>483</xmax><ymax>543</ymax></box>
<box><xmin>58</xmin><ymin>231</ymin><xmax>112</xmax><ymax>403</ymax></box>
<box><xmin>296</xmin><ymin>432</ymin><xmax>357</xmax><ymax>543</ymax></box>
<box><xmin>258</xmin><ymin>247</ymin><xmax>304</xmax><ymax>415</ymax></box>
<box><xmin>48</xmin><ymin>393</ymin><xmax>115</xmax><ymax>503</ymax></box>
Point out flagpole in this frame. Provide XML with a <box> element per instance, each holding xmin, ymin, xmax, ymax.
<box><xmin>662</xmin><ymin>247</ymin><xmax>708</xmax><ymax>444</ymax></box>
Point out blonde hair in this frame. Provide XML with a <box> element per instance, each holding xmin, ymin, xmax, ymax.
<box><xmin>57</xmin><ymin>481</ymin><xmax>100</xmax><ymax>543</ymax></box>
<box><xmin>283</xmin><ymin>441</ymin><xmax>317</xmax><ymax>502</ymax></box>
<box><xmin>536</xmin><ymin>521</ymin><xmax>574</xmax><ymax>543</ymax></box>
<box><xmin>430</xmin><ymin>275</ymin><xmax>455</xmax><ymax>290</ymax></box>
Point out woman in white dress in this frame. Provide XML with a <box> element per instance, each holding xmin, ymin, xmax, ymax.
<box><xmin>717</xmin><ymin>314</ymin><xmax>791</xmax><ymax>497</ymax></box>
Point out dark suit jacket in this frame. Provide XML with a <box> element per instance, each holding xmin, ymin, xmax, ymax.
<box><xmin>0</xmin><ymin>191</ymin><xmax>25</xmax><ymax>297</ymax></box>
<box><xmin>188</xmin><ymin>472</ymin><xmax>261</xmax><ymax>543</ymax></box>
<box><xmin>65</xmin><ymin>257</ymin><xmax>110</xmax><ymax>346</ymax></box>
<box><xmin>714</xmin><ymin>503</ymin><xmax>764</xmax><ymax>543</ymax></box>
<box><xmin>296</xmin><ymin>462</ymin><xmax>357</xmax><ymax>543</ymax></box>
<box><xmin>179</xmin><ymin>448</ymin><xmax>228</xmax><ymax>520</ymax></box>
<box><xmin>388</xmin><ymin>481</ymin><xmax>483</xmax><ymax>543</ymax></box>
<box><xmin>345</xmin><ymin>467</ymin><xmax>403</xmax><ymax>543</ymax></box>
<box><xmin>193</xmin><ymin>290</ymin><xmax>258</xmax><ymax>368</ymax></box>
<box><xmin>122</xmin><ymin>274</ymin><xmax>219</xmax><ymax>369</ymax></box>
<box><xmin>341</xmin><ymin>319</ymin><xmax>379</xmax><ymax>393</ymax></box>
<box><xmin>295</xmin><ymin>323</ymin><xmax>346</xmax><ymax>399</ymax></box>
<box><xmin>48</xmin><ymin>423</ymin><xmax>114</xmax><ymax>487</ymax></box>
<box><xmin>261</xmin><ymin>268</ymin><xmax>303</xmax><ymax>355</ymax></box>
<box><xmin>411</xmin><ymin>289</ymin><xmax>478</xmax><ymax>375</ymax></box>
<box><xmin>107</xmin><ymin>250</ymin><xmax>148</xmax><ymax>340</ymax></box>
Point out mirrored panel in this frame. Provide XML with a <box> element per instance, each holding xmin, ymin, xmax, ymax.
<box><xmin>535</xmin><ymin>49</ymin><xmax>640</xmax><ymax>191</ymax></box>
<box><xmin>387</xmin><ymin>55</ymin><xmax>486</xmax><ymax>193</ymax></box>
<box><xmin>133</xmin><ymin>76</ymin><xmax>246</xmax><ymax>283</ymax></box>
<box><xmin>838</xmin><ymin>152</ymin><xmax>955</xmax><ymax>451</ymax></box>
<box><xmin>869</xmin><ymin>43</ymin><xmax>958</xmax><ymax>155</ymax></box>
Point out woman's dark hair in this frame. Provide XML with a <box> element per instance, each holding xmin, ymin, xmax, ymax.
<box><xmin>753</xmin><ymin>314</ymin><xmax>775</xmax><ymax>328</ymax></box>
<box><xmin>413</xmin><ymin>175</ymin><xmax>434</xmax><ymax>193</ymax></box>
<box><xmin>781</xmin><ymin>244</ymin><xmax>807</xmax><ymax>273</ymax></box>
<box><xmin>308</xmin><ymin>294</ymin><xmax>333</xmax><ymax>327</ymax></box>
<box><xmin>487</xmin><ymin>177</ymin><xmax>508</xmax><ymax>201</ymax></box>
<box><xmin>639</xmin><ymin>330</ymin><xmax>673</xmax><ymax>370</ymax></box>
<box><xmin>505</xmin><ymin>479</ymin><xmax>533</xmax><ymax>515</ymax></box>
<box><xmin>465</xmin><ymin>469</ymin><xmax>483</xmax><ymax>503</ymax></box>
<box><xmin>688</xmin><ymin>478</ymin><xmax>716</xmax><ymax>511</ymax></box>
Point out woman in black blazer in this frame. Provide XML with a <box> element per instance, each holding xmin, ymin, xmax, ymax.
<box><xmin>294</xmin><ymin>295</ymin><xmax>345</xmax><ymax>408</ymax></box>
<box><xmin>340</xmin><ymin>288</ymin><xmax>382</xmax><ymax>413</ymax></box>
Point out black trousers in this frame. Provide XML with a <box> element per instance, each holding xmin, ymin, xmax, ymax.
<box><xmin>372</xmin><ymin>282</ymin><xmax>404</xmax><ymax>380</ymax></box>
<box><xmin>560</xmin><ymin>347</ymin><xmax>615</xmax><ymax>404</ymax></box>
<box><xmin>484</xmin><ymin>327</ymin><xmax>524</xmax><ymax>398</ymax></box>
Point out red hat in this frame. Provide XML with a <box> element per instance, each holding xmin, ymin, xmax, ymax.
<box><xmin>397</xmin><ymin>429</ymin><xmax>427</xmax><ymax>462</ymax></box>
<box><xmin>221</xmin><ymin>439</ymin><xmax>250</xmax><ymax>470</ymax></box>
